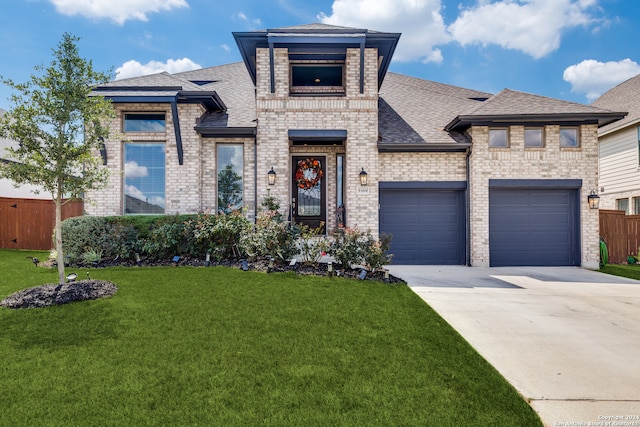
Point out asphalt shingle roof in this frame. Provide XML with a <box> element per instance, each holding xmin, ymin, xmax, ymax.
<box><xmin>379</xmin><ymin>72</ymin><xmax>491</xmax><ymax>145</ymax></box>
<box><xmin>464</xmin><ymin>88</ymin><xmax>616</xmax><ymax>116</ymax></box>
<box><xmin>592</xmin><ymin>73</ymin><xmax>639</xmax><ymax>135</ymax></box>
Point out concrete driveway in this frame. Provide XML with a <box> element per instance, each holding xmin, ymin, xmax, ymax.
<box><xmin>386</xmin><ymin>265</ymin><xmax>640</xmax><ymax>427</ymax></box>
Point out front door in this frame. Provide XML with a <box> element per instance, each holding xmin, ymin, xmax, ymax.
<box><xmin>292</xmin><ymin>156</ymin><xmax>326</xmax><ymax>231</ymax></box>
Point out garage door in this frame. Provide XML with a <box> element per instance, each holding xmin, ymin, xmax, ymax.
<box><xmin>489</xmin><ymin>187</ymin><xmax>579</xmax><ymax>266</ymax></box>
<box><xmin>380</xmin><ymin>184</ymin><xmax>466</xmax><ymax>265</ymax></box>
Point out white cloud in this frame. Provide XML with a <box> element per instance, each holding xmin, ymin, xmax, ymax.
<box><xmin>49</xmin><ymin>0</ymin><xmax>188</xmax><ymax>25</ymax></box>
<box><xmin>447</xmin><ymin>0</ymin><xmax>596</xmax><ymax>59</ymax></box>
<box><xmin>318</xmin><ymin>0</ymin><xmax>450</xmax><ymax>64</ymax></box>
<box><xmin>124</xmin><ymin>161</ymin><xmax>148</xmax><ymax>178</ymax></box>
<box><xmin>563</xmin><ymin>58</ymin><xmax>640</xmax><ymax>101</ymax></box>
<box><xmin>124</xmin><ymin>184</ymin><xmax>146</xmax><ymax>200</ymax></box>
<box><xmin>115</xmin><ymin>58</ymin><xmax>201</xmax><ymax>79</ymax></box>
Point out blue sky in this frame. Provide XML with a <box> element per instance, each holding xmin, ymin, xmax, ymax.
<box><xmin>1</xmin><ymin>0</ymin><xmax>639</xmax><ymax>111</ymax></box>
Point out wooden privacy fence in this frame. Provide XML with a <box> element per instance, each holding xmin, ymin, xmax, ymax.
<box><xmin>599</xmin><ymin>209</ymin><xmax>640</xmax><ymax>264</ymax></box>
<box><xmin>0</xmin><ymin>197</ymin><xmax>83</xmax><ymax>250</ymax></box>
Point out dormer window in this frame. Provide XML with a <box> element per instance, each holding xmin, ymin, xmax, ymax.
<box><xmin>290</xmin><ymin>62</ymin><xmax>345</xmax><ymax>95</ymax></box>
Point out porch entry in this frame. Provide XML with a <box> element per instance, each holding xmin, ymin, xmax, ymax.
<box><xmin>291</xmin><ymin>156</ymin><xmax>326</xmax><ymax>231</ymax></box>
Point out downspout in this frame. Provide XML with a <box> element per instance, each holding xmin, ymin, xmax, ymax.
<box><xmin>465</xmin><ymin>146</ymin><xmax>472</xmax><ymax>266</ymax></box>
<box><xmin>253</xmin><ymin>125</ymin><xmax>258</xmax><ymax>224</ymax></box>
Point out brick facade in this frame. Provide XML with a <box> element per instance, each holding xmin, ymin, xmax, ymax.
<box><xmin>468</xmin><ymin>124</ymin><xmax>600</xmax><ymax>268</ymax></box>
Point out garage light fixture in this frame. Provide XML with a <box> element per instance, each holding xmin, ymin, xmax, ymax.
<box><xmin>588</xmin><ymin>190</ymin><xmax>600</xmax><ymax>209</ymax></box>
<box><xmin>359</xmin><ymin>168</ymin><xmax>368</xmax><ymax>186</ymax></box>
<box><xmin>267</xmin><ymin>167</ymin><xmax>276</xmax><ymax>185</ymax></box>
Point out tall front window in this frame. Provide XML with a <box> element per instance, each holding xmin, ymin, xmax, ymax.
<box><xmin>124</xmin><ymin>143</ymin><xmax>165</xmax><ymax>214</ymax></box>
<box><xmin>217</xmin><ymin>145</ymin><xmax>243</xmax><ymax>213</ymax></box>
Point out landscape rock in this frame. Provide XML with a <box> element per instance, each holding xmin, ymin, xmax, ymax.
<box><xmin>1</xmin><ymin>280</ymin><xmax>118</xmax><ymax>309</ymax></box>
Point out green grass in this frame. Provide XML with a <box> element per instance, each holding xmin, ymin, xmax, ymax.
<box><xmin>0</xmin><ymin>249</ymin><xmax>542</xmax><ymax>426</ymax></box>
<box><xmin>600</xmin><ymin>263</ymin><xmax>640</xmax><ymax>280</ymax></box>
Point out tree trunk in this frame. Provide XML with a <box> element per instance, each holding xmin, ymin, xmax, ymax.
<box><xmin>55</xmin><ymin>190</ymin><xmax>65</xmax><ymax>285</ymax></box>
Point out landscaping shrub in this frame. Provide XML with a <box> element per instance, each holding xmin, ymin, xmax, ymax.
<box><xmin>239</xmin><ymin>212</ymin><xmax>300</xmax><ymax>262</ymax></box>
<box><xmin>141</xmin><ymin>216</ymin><xmax>199</xmax><ymax>259</ymax></box>
<box><xmin>327</xmin><ymin>227</ymin><xmax>393</xmax><ymax>270</ymax></box>
<box><xmin>297</xmin><ymin>223</ymin><xmax>328</xmax><ymax>265</ymax></box>
<box><xmin>191</xmin><ymin>211</ymin><xmax>251</xmax><ymax>260</ymax></box>
<box><xmin>61</xmin><ymin>216</ymin><xmax>113</xmax><ymax>262</ymax></box>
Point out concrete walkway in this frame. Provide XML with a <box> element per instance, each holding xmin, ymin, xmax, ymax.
<box><xmin>387</xmin><ymin>265</ymin><xmax>640</xmax><ymax>427</ymax></box>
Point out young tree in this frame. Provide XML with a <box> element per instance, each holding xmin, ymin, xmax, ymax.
<box><xmin>0</xmin><ymin>33</ymin><xmax>114</xmax><ymax>285</ymax></box>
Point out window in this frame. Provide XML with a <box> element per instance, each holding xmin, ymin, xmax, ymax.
<box><xmin>616</xmin><ymin>198</ymin><xmax>629</xmax><ymax>214</ymax></box>
<box><xmin>124</xmin><ymin>113</ymin><xmax>166</xmax><ymax>132</ymax></box>
<box><xmin>634</xmin><ymin>197</ymin><xmax>640</xmax><ymax>214</ymax></box>
<box><xmin>489</xmin><ymin>128</ymin><xmax>509</xmax><ymax>147</ymax></box>
<box><xmin>124</xmin><ymin>143</ymin><xmax>165</xmax><ymax>214</ymax></box>
<box><xmin>560</xmin><ymin>127</ymin><xmax>579</xmax><ymax>148</ymax></box>
<box><xmin>290</xmin><ymin>63</ymin><xmax>344</xmax><ymax>95</ymax></box>
<box><xmin>217</xmin><ymin>145</ymin><xmax>243</xmax><ymax>214</ymax></box>
<box><xmin>524</xmin><ymin>128</ymin><xmax>544</xmax><ymax>147</ymax></box>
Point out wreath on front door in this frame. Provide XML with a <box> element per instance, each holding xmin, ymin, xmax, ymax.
<box><xmin>295</xmin><ymin>158</ymin><xmax>323</xmax><ymax>190</ymax></box>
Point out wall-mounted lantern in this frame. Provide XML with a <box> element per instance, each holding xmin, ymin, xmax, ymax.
<box><xmin>588</xmin><ymin>190</ymin><xmax>600</xmax><ymax>209</ymax></box>
<box><xmin>267</xmin><ymin>167</ymin><xmax>276</xmax><ymax>185</ymax></box>
<box><xmin>359</xmin><ymin>168</ymin><xmax>368</xmax><ymax>186</ymax></box>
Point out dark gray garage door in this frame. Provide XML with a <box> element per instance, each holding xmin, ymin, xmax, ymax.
<box><xmin>489</xmin><ymin>187</ymin><xmax>579</xmax><ymax>266</ymax></box>
<box><xmin>380</xmin><ymin>185</ymin><xmax>466</xmax><ymax>265</ymax></box>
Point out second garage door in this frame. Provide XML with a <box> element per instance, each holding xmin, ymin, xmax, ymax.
<box><xmin>489</xmin><ymin>186</ymin><xmax>580</xmax><ymax>266</ymax></box>
<box><xmin>380</xmin><ymin>184</ymin><xmax>466</xmax><ymax>265</ymax></box>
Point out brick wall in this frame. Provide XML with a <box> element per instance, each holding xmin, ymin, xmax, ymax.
<box><xmin>255</xmin><ymin>47</ymin><xmax>380</xmax><ymax>233</ymax></box>
<box><xmin>468</xmin><ymin>124</ymin><xmax>600</xmax><ymax>268</ymax></box>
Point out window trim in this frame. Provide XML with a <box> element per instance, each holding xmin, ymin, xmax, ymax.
<box><xmin>489</xmin><ymin>127</ymin><xmax>509</xmax><ymax>148</ymax></box>
<box><xmin>559</xmin><ymin>127</ymin><xmax>580</xmax><ymax>148</ymax></box>
<box><xmin>524</xmin><ymin>127</ymin><xmax>544</xmax><ymax>148</ymax></box>
<box><xmin>123</xmin><ymin>112</ymin><xmax>166</xmax><ymax>133</ymax></box>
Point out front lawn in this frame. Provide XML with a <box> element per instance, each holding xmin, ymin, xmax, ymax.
<box><xmin>0</xmin><ymin>249</ymin><xmax>541</xmax><ymax>426</ymax></box>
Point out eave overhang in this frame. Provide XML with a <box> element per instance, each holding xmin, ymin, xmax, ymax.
<box><xmin>92</xmin><ymin>86</ymin><xmax>227</xmax><ymax>166</ymax></box>
<box><xmin>445</xmin><ymin>112</ymin><xmax>627</xmax><ymax>132</ymax></box>
<box><xmin>233</xmin><ymin>26</ymin><xmax>400</xmax><ymax>91</ymax></box>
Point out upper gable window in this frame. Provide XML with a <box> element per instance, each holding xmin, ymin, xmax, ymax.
<box><xmin>124</xmin><ymin>113</ymin><xmax>166</xmax><ymax>132</ymax></box>
<box><xmin>524</xmin><ymin>128</ymin><xmax>544</xmax><ymax>147</ymax></box>
<box><xmin>489</xmin><ymin>128</ymin><xmax>509</xmax><ymax>147</ymax></box>
<box><xmin>560</xmin><ymin>127</ymin><xmax>580</xmax><ymax>148</ymax></box>
<box><xmin>290</xmin><ymin>63</ymin><xmax>344</xmax><ymax>95</ymax></box>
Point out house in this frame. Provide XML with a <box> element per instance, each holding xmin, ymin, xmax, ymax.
<box><xmin>86</xmin><ymin>23</ymin><xmax>625</xmax><ymax>268</ymax></box>
<box><xmin>1</xmin><ymin>108</ymin><xmax>55</xmax><ymax>199</ymax></box>
<box><xmin>592</xmin><ymin>74</ymin><xmax>639</xmax><ymax>213</ymax></box>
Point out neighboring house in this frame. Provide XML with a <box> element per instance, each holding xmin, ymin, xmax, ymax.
<box><xmin>592</xmin><ymin>75</ymin><xmax>639</xmax><ymax>213</ymax></box>
<box><xmin>1</xmin><ymin>108</ymin><xmax>55</xmax><ymax>199</ymax></box>
<box><xmin>86</xmin><ymin>23</ymin><xmax>625</xmax><ymax>268</ymax></box>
